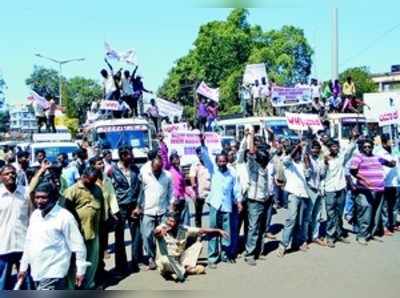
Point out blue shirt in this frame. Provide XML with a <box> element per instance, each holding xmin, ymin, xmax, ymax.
<box><xmin>62</xmin><ymin>165</ymin><xmax>80</xmax><ymax>188</ymax></box>
<box><xmin>200</xmin><ymin>146</ymin><xmax>240</xmax><ymax>213</ymax></box>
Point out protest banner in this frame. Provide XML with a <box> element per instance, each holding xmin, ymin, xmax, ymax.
<box><xmin>162</xmin><ymin>122</ymin><xmax>187</xmax><ymax>133</ymax></box>
<box><xmin>100</xmin><ymin>100</ymin><xmax>120</xmax><ymax>111</ymax></box>
<box><xmin>196</xmin><ymin>81</ymin><xmax>220</xmax><ymax>102</ymax></box>
<box><xmin>243</xmin><ymin>63</ymin><xmax>268</xmax><ymax>85</ymax></box>
<box><xmin>164</xmin><ymin>131</ymin><xmax>222</xmax><ymax>165</ymax></box>
<box><xmin>271</xmin><ymin>87</ymin><xmax>312</xmax><ymax>107</ymax></box>
<box><xmin>143</xmin><ymin>96</ymin><xmax>183</xmax><ymax>119</ymax></box>
<box><xmin>378</xmin><ymin>110</ymin><xmax>399</xmax><ymax>127</ymax></box>
<box><xmin>105</xmin><ymin>42</ymin><xmax>137</xmax><ymax>65</ymax></box>
<box><xmin>27</xmin><ymin>91</ymin><xmax>50</xmax><ymax>109</ymax></box>
<box><xmin>285</xmin><ymin>112</ymin><xmax>324</xmax><ymax>131</ymax></box>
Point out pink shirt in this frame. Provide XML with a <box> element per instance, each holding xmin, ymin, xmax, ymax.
<box><xmin>350</xmin><ymin>153</ymin><xmax>385</xmax><ymax>192</ymax></box>
<box><xmin>169</xmin><ymin>166</ymin><xmax>186</xmax><ymax>201</ymax></box>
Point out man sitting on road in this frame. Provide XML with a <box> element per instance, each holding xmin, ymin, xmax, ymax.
<box><xmin>154</xmin><ymin>214</ymin><xmax>228</xmax><ymax>282</ymax></box>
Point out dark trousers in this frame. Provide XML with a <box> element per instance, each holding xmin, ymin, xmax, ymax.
<box><xmin>194</xmin><ymin>198</ymin><xmax>205</xmax><ymax>227</ymax></box>
<box><xmin>114</xmin><ymin>204</ymin><xmax>142</xmax><ymax>272</ymax></box>
<box><xmin>37</xmin><ymin>116</ymin><xmax>48</xmax><ymax>133</ymax></box>
<box><xmin>48</xmin><ymin>115</ymin><xmax>56</xmax><ymax>132</ymax></box>
<box><xmin>382</xmin><ymin>187</ymin><xmax>398</xmax><ymax>231</ymax></box>
<box><xmin>354</xmin><ymin>190</ymin><xmax>383</xmax><ymax>239</ymax></box>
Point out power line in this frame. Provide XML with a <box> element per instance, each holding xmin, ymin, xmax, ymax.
<box><xmin>340</xmin><ymin>22</ymin><xmax>400</xmax><ymax>67</ymax></box>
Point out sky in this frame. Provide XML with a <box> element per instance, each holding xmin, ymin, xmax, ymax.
<box><xmin>1</xmin><ymin>0</ymin><xmax>400</xmax><ymax>105</ymax></box>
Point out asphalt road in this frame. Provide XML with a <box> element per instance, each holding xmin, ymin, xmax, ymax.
<box><xmin>105</xmin><ymin>206</ymin><xmax>400</xmax><ymax>297</ymax></box>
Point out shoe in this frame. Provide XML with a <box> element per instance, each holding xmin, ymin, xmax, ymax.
<box><xmin>370</xmin><ymin>236</ymin><xmax>384</xmax><ymax>243</ymax></box>
<box><xmin>245</xmin><ymin>258</ymin><xmax>257</xmax><ymax>266</ymax></box>
<box><xmin>337</xmin><ymin>237</ymin><xmax>351</xmax><ymax>244</ymax></box>
<box><xmin>208</xmin><ymin>263</ymin><xmax>218</xmax><ymax>269</ymax></box>
<box><xmin>327</xmin><ymin>240</ymin><xmax>335</xmax><ymax>248</ymax></box>
<box><xmin>384</xmin><ymin>228</ymin><xmax>394</xmax><ymax>236</ymax></box>
<box><xmin>277</xmin><ymin>245</ymin><xmax>285</xmax><ymax>258</ymax></box>
<box><xmin>299</xmin><ymin>243</ymin><xmax>309</xmax><ymax>252</ymax></box>
<box><xmin>187</xmin><ymin>265</ymin><xmax>206</xmax><ymax>275</ymax></box>
<box><xmin>314</xmin><ymin>238</ymin><xmax>328</xmax><ymax>247</ymax></box>
<box><xmin>357</xmin><ymin>238</ymin><xmax>368</xmax><ymax>246</ymax></box>
<box><xmin>393</xmin><ymin>226</ymin><xmax>400</xmax><ymax>232</ymax></box>
<box><xmin>147</xmin><ymin>258</ymin><xmax>157</xmax><ymax>270</ymax></box>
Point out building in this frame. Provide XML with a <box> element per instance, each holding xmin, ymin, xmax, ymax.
<box><xmin>10</xmin><ymin>105</ymin><xmax>37</xmax><ymax>132</ymax></box>
<box><xmin>370</xmin><ymin>65</ymin><xmax>400</xmax><ymax>92</ymax></box>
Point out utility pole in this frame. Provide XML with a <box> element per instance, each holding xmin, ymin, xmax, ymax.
<box><xmin>331</xmin><ymin>7</ymin><xmax>339</xmax><ymax>81</ymax></box>
<box><xmin>35</xmin><ymin>54</ymin><xmax>85</xmax><ymax>106</ymax></box>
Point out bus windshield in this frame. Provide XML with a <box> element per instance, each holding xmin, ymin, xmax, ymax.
<box><xmin>33</xmin><ymin>146</ymin><xmax>78</xmax><ymax>162</ymax></box>
<box><xmin>341</xmin><ymin>118</ymin><xmax>367</xmax><ymax>139</ymax></box>
<box><xmin>266</xmin><ymin>120</ymin><xmax>297</xmax><ymax>139</ymax></box>
<box><xmin>96</xmin><ymin>125</ymin><xmax>149</xmax><ymax>149</ymax></box>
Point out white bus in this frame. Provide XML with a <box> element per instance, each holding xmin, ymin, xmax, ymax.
<box><xmin>85</xmin><ymin>118</ymin><xmax>155</xmax><ymax>163</ymax></box>
<box><xmin>327</xmin><ymin>113</ymin><xmax>367</xmax><ymax>146</ymax></box>
<box><xmin>216</xmin><ymin>116</ymin><xmax>297</xmax><ymax>142</ymax></box>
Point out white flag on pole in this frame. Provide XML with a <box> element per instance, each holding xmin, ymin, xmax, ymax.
<box><xmin>27</xmin><ymin>91</ymin><xmax>50</xmax><ymax>109</ymax></box>
<box><xmin>104</xmin><ymin>42</ymin><xmax>137</xmax><ymax>65</ymax></box>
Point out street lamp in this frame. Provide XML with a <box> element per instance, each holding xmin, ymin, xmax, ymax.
<box><xmin>35</xmin><ymin>53</ymin><xmax>85</xmax><ymax>106</ymax></box>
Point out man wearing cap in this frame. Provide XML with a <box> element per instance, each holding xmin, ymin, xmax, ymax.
<box><xmin>18</xmin><ymin>182</ymin><xmax>88</xmax><ymax>290</ymax></box>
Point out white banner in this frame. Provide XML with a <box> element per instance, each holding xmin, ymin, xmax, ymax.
<box><xmin>105</xmin><ymin>42</ymin><xmax>137</xmax><ymax>65</ymax></box>
<box><xmin>243</xmin><ymin>63</ymin><xmax>268</xmax><ymax>85</ymax></box>
<box><xmin>164</xmin><ymin>131</ymin><xmax>222</xmax><ymax>165</ymax></box>
<box><xmin>27</xmin><ymin>91</ymin><xmax>50</xmax><ymax>109</ymax></box>
<box><xmin>143</xmin><ymin>96</ymin><xmax>183</xmax><ymax>119</ymax></box>
<box><xmin>271</xmin><ymin>87</ymin><xmax>312</xmax><ymax>107</ymax></box>
<box><xmin>100</xmin><ymin>100</ymin><xmax>120</xmax><ymax>111</ymax></box>
<box><xmin>285</xmin><ymin>112</ymin><xmax>324</xmax><ymax>131</ymax></box>
<box><xmin>162</xmin><ymin>122</ymin><xmax>187</xmax><ymax>133</ymax></box>
<box><xmin>378</xmin><ymin>110</ymin><xmax>399</xmax><ymax>127</ymax></box>
<box><xmin>196</xmin><ymin>81</ymin><xmax>219</xmax><ymax>102</ymax></box>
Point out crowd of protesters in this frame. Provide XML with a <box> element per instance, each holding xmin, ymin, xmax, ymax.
<box><xmin>1</xmin><ymin>116</ymin><xmax>400</xmax><ymax>290</ymax></box>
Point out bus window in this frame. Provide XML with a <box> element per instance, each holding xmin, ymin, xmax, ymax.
<box><xmin>225</xmin><ymin>125</ymin><xmax>236</xmax><ymax>137</ymax></box>
<box><xmin>333</xmin><ymin>124</ymin><xmax>339</xmax><ymax>139</ymax></box>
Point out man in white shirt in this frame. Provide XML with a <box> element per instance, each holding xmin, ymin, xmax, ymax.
<box><xmin>33</xmin><ymin>101</ymin><xmax>48</xmax><ymax>133</ymax></box>
<box><xmin>0</xmin><ymin>165</ymin><xmax>30</xmax><ymax>290</ymax></box>
<box><xmin>18</xmin><ymin>182</ymin><xmax>88</xmax><ymax>290</ymax></box>
<box><xmin>278</xmin><ymin>142</ymin><xmax>310</xmax><ymax>257</ymax></box>
<box><xmin>138</xmin><ymin>155</ymin><xmax>173</xmax><ymax>270</ymax></box>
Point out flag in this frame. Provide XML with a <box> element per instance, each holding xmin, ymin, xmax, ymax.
<box><xmin>104</xmin><ymin>42</ymin><xmax>137</xmax><ymax>65</ymax></box>
<box><xmin>27</xmin><ymin>91</ymin><xmax>50</xmax><ymax>109</ymax></box>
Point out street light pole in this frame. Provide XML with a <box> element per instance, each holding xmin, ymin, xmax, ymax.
<box><xmin>35</xmin><ymin>54</ymin><xmax>85</xmax><ymax>106</ymax></box>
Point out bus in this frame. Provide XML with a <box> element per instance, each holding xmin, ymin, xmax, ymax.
<box><xmin>216</xmin><ymin>116</ymin><xmax>297</xmax><ymax>142</ymax></box>
<box><xmin>85</xmin><ymin>118</ymin><xmax>155</xmax><ymax>163</ymax></box>
<box><xmin>327</xmin><ymin>113</ymin><xmax>367</xmax><ymax>146</ymax></box>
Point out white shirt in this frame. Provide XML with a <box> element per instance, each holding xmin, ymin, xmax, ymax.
<box><xmin>0</xmin><ymin>184</ymin><xmax>29</xmax><ymax>255</ymax></box>
<box><xmin>283</xmin><ymin>157</ymin><xmax>309</xmax><ymax>198</ymax></box>
<box><xmin>103</xmin><ymin>77</ymin><xmax>116</xmax><ymax>94</ymax></box>
<box><xmin>122</xmin><ymin>78</ymin><xmax>134</xmax><ymax>96</ymax></box>
<box><xmin>311</xmin><ymin>84</ymin><xmax>321</xmax><ymax>99</ymax></box>
<box><xmin>374</xmin><ymin>146</ymin><xmax>399</xmax><ymax>187</ymax></box>
<box><xmin>139</xmin><ymin>169</ymin><xmax>173</xmax><ymax>216</ymax></box>
<box><xmin>251</xmin><ymin>85</ymin><xmax>261</xmax><ymax>99</ymax></box>
<box><xmin>20</xmin><ymin>205</ymin><xmax>88</xmax><ymax>281</ymax></box>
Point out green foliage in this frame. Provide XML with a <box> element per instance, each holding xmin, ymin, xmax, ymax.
<box><xmin>339</xmin><ymin>66</ymin><xmax>377</xmax><ymax>98</ymax></box>
<box><xmin>158</xmin><ymin>9</ymin><xmax>313</xmax><ymax>119</ymax></box>
<box><xmin>0</xmin><ymin>111</ymin><xmax>9</xmax><ymax>132</ymax></box>
<box><xmin>25</xmin><ymin>66</ymin><xmax>102</xmax><ymax>124</ymax></box>
<box><xmin>64</xmin><ymin>118</ymin><xmax>79</xmax><ymax>137</ymax></box>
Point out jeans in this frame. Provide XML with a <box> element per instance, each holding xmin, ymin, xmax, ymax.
<box><xmin>264</xmin><ymin>196</ymin><xmax>274</xmax><ymax>234</ymax></box>
<box><xmin>281</xmin><ymin>194</ymin><xmax>308</xmax><ymax>249</ymax></box>
<box><xmin>245</xmin><ymin>200</ymin><xmax>267</xmax><ymax>259</ymax></box>
<box><xmin>230</xmin><ymin>203</ymin><xmax>241</xmax><ymax>258</ymax></box>
<box><xmin>325</xmin><ymin>189</ymin><xmax>346</xmax><ymax>241</ymax></box>
<box><xmin>309</xmin><ymin>195</ymin><xmax>324</xmax><ymax>241</ymax></box>
<box><xmin>174</xmin><ymin>200</ymin><xmax>191</xmax><ymax>226</ymax></box>
<box><xmin>208</xmin><ymin>206</ymin><xmax>232</xmax><ymax>264</ymax></box>
<box><xmin>115</xmin><ymin>204</ymin><xmax>142</xmax><ymax>272</ymax></box>
<box><xmin>382</xmin><ymin>187</ymin><xmax>398</xmax><ymax>231</ymax></box>
<box><xmin>0</xmin><ymin>252</ymin><xmax>22</xmax><ymax>290</ymax></box>
<box><xmin>36</xmin><ymin>278</ymin><xmax>66</xmax><ymax>290</ymax></box>
<box><xmin>141</xmin><ymin>214</ymin><xmax>166</xmax><ymax>261</ymax></box>
<box><xmin>344</xmin><ymin>190</ymin><xmax>354</xmax><ymax>221</ymax></box>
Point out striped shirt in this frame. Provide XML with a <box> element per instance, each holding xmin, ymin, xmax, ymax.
<box><xmin>350</xmin><ymin>153</ymin><xmax>385</xmax><ymax>192</ymax></box>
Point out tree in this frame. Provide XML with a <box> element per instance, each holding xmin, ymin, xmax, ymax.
<box><xmin>64</xmin><ymin>77</ymin><xmax>102</xmax><ymax>123</ymax></box>
<box><xmin>339</xmin><ymin>66</ymin><xmax>377</xmax><ymax>98</ymax></box>
<box><xmin>25</xmin><ymin>66</ymin><xmax>102</xmax><ymax>124</ymax></box>
<box><xmin>25</xmin><ymin>65</ymin><xmax>66</xmax><ymax>99</ymax></box>
<box><xmin>158</xmin><ymin>8</ymin><xmax>313</xmax><ymax>117</ymax></box>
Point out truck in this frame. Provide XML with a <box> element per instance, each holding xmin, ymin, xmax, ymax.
<box><xmin>84</xmin><ymin>118</ymin><xmax>156</xmax><ymax>163</ymax></box>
